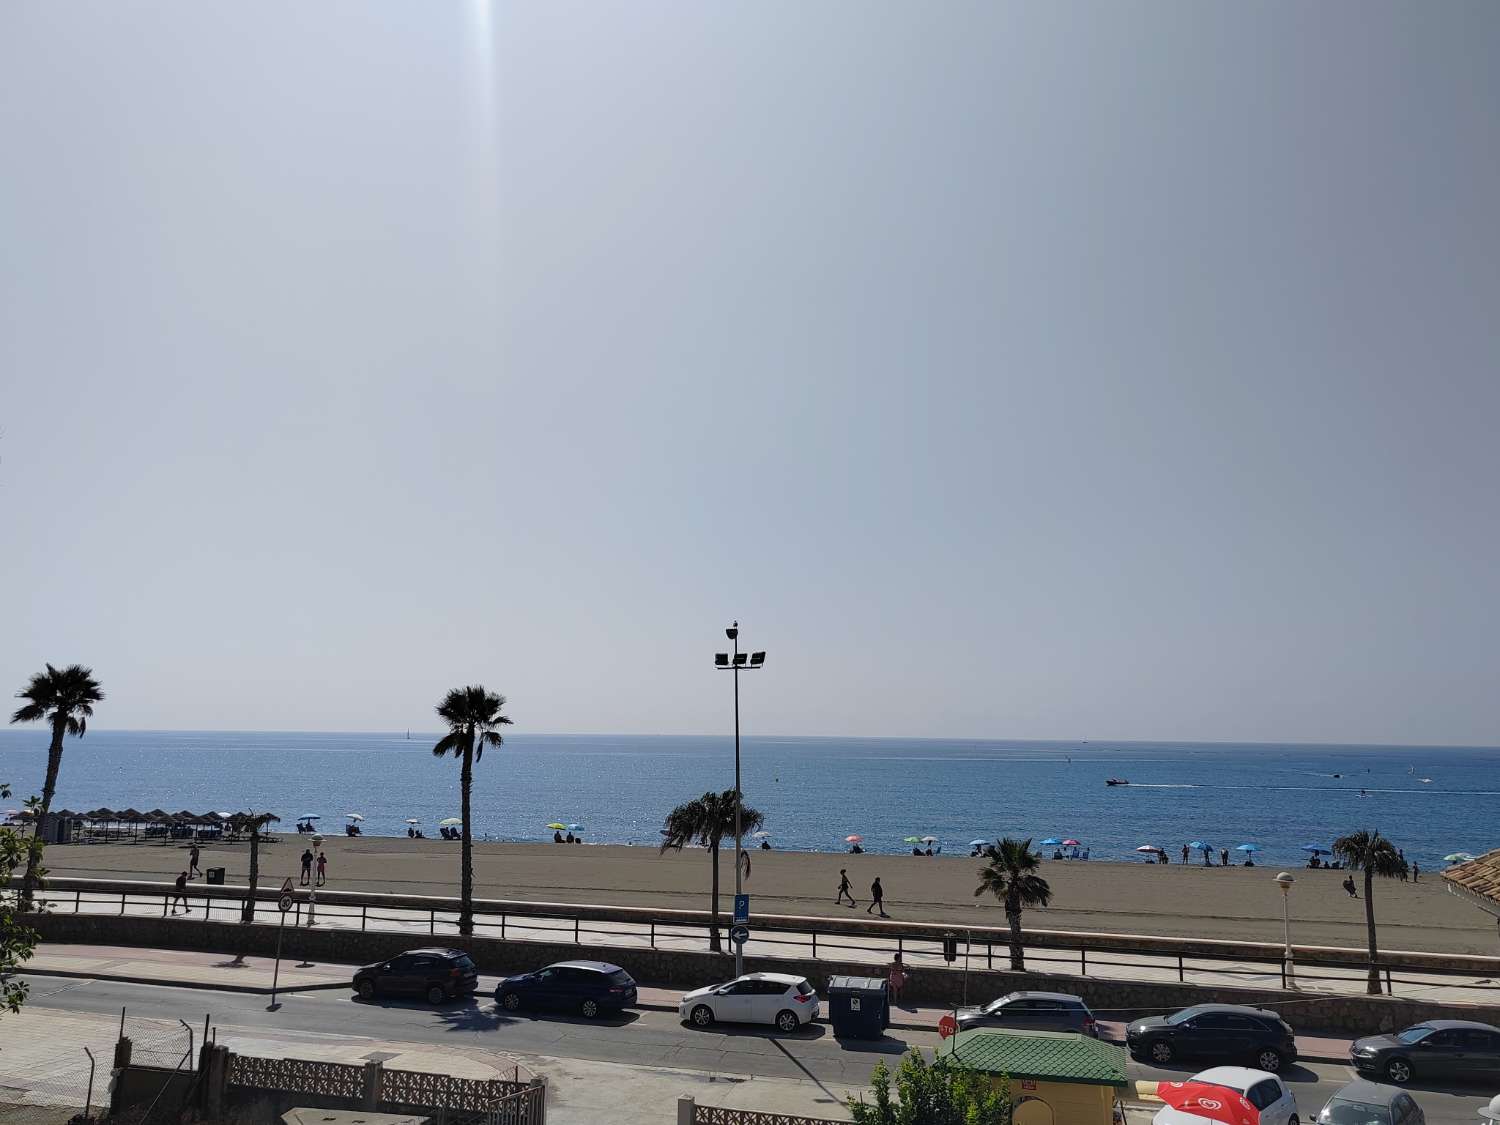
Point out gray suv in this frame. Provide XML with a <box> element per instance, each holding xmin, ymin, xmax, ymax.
<box><xmin>956</xmin><ymin>991</ymin><xmax>1098</xmax><ymax>1036</ymax></box>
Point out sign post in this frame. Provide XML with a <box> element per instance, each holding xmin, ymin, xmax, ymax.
<box><xmin>268</xmin><ymin>877</ymin><xmax>294</xmax><ymax>1011</ymax></box>
<box><xmin>733</xmin><ymin>895</ymin><xmax>749</xmax><ymax>925</ymax></box>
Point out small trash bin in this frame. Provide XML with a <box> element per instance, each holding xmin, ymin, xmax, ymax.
<box><xmin>827</xmin><ymin>975</ymin><xmax>889</xmax><ymax>1039</ymax></box>
<box><xmin>205</xmin><ymin>867</ymin><xmax>225</xmax><ymax>885</ymax></box>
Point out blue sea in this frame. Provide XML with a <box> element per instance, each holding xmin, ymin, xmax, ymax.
<box><xmin>0</xmin><ymin>731</ymin><xmax>1494</xmax><ymax>870</ymax></box>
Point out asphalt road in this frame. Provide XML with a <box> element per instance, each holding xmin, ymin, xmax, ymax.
<box><xmin>13</xmin><ymin>974</ymin><xmax>1495</xmax><ymax>1124</ymax></box>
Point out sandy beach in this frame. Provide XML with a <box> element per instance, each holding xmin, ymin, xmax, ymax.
<box><xmin>39</xmin><ymin>835</ymin><xmax>1497</xmax><ymax>956</ymax></box>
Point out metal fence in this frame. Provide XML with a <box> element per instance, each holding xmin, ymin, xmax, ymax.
<box><xmin>0</xmin><ymin>1046</ymin><xmax>99</xmax><ymax>1125</ymax></box>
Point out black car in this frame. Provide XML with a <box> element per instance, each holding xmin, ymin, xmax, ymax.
<box><xmin>1126</xmin><ymin>1004</ymin><xmax>1298</xmax><ymax>1072</ymax></box>
<box><xmin>353</xmin><ymin>948</ymin><xmax>479</xmax><ymax>1004</ymax></box>
<box><xmin>1350</xmin><ymin>1020</ymin><xmax>1500</xmax><ymax>1085</ymax></box>
<box><xmin>496</xmin><ymin>960</ymin><xmax>638</xmax><ymax>1019</ymax></box>
<box><xmin>956</xmin><ymin>991</ymin><xmax>1099</xmax><ymax>1037</ymax></box>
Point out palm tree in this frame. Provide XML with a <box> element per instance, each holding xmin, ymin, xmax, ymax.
<box><xmin>433</xmin><ymin>685</ymin><xmax>512</xmax><ymax>937</ymax></box>
<box><xmin>235</xmin><ymin>812</ymin><xmax>281</xmax><ymax>923</ymax></box>
<box><xmin>659</xmin><ymin>790</ymin><xmax>764</xmax><ymax>953</ymax></box>
<box><xmin>1333</xmin><ymin>828</ymin><xmax>1408</xmax><ymax>994</ymax></box>
<box><xmin>974</xmin><ymin>837</ymin><xmax>1053</xmax><ymax>971</ymax></box>
<box><xmin>9</xmin><ymin>664</ymin><xmax>104</xmax><ymax>908</ymax></box>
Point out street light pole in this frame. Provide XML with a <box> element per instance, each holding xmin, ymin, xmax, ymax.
<box><xmin>1275</xmin><ymin>871</ymin><xmax>1297</xmax><ymax>990</ymax></box>
<box><xmin>716</xmin><ymin>623</ymin><xmax>765</xmax><ymax>978</ymax></box>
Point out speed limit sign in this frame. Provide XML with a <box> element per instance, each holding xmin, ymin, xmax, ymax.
<box><xmin>278</xmin><ymin>893</ymin><xmax>294</xmax><ymax>913</ymax></box>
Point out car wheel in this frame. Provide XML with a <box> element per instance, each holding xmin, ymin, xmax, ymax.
<box><xmin>690</xmin><ymin>1004</ymin><xmax>714</xmax><ymax>1028</ymax></box>
<box><xmin>1255</xmin><ymin>1047</ymin><xmax>1283</xmax><ymax>1073</ymax></box>
<box><xmin>775</xmin><ymin>1010</ymin><xmax>800</xmax><ymax>1034</ymax></box>
<box><xmin>426</xmin><ymin>984</ymin><xmax>448</xmax><ymax>1005</ymax></box>
<box><xmin>357</xmin><ymin>980</ymin><xmax>375</xmax><ymax>1001</ymax></box>
<box><xmin>500</xmin><ymin>991</ymin><xmax>521</xmax><ymax>1011</ymax></box>
<box><xmin>1385</xmin><ymin>1057</ymin><xmax>1413</xmax><ymax>1084</ymax></box>
<box><xmin>1148</xmin><ymin>1040</ymin><xmax>1174</xmax><ymax>1065</ymax></box>
<box><xmin>1288</xmin><ymin>1116</ymin><xmax>1299</xmax><ymax>1125</ymax></box>
<box><xmin>580</xmin><ymin>998</ymin><xmax>600</xmax><ymax>1019</ymax></box>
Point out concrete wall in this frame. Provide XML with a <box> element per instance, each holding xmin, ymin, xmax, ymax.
<box><xmin>32</xmin><ymin>911</ymin><xmax>1500</xmax><ymax>1036</ymax></box>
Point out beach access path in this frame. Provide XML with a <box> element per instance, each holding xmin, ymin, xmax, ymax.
<box><xmin>40</xmin><ymin>837</ymin><xmax>1494</xmax><ymax>953</ymax></box>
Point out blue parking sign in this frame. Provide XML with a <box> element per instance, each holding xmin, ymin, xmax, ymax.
<box><xmin>734</xmin><ymin>894</ymin><xmax>749</xmax><ymax>924</ymax></box>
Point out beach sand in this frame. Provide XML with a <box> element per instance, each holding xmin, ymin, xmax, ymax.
<box><xmin>42</xmin><ymin>836</ymin><xmax>1496</xmax><ymax>955</ymax></box>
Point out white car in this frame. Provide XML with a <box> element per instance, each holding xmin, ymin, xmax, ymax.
<box><xmin>1153</xmin><ymin>1067</ymin><xmax>1300</xmax><ymax>1125</ymax></box>
<box><xmin>679</xmin><ymin>972</ymin><xmax>821</xmax><ymax>1033</ymax></box>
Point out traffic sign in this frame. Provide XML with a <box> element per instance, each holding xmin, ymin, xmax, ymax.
<box><xmin>729</xmin><ymin>925</ymin><xmax>750</xmax><ymax>946</ymax></box>
<box><xmin>938</xmin><ymin>1014</ymin><xmax>958</xmax><ymax>1040</ymax></box>
<box><xmin>280</xmin><ymin>877</ymin><xmax>295</xmax><ymax>896</ymax></box>
<box><xmin>278</xmin><ymin>893</ymin><xmax>294</xmax><ymax>913</ymax></box>
<box><xmin>733</xmin><ymin>894</ymin><xmax>749</xmax><ymax>924</ymax></box>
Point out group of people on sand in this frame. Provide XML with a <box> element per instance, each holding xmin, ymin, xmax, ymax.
<box><xmin>553</xmin><ymin>831</ymin><xmax>584</xmax><ymax>844</ymax></box>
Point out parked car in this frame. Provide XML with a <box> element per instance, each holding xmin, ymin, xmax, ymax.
<box><xmin>1127</xmin><ymin>1004</ymin><xmax>1297</xmax><ymax>1072</ymax></box>
<box><xmin>353</xmin><ymin>948</ymin><xmax>478</xmax><ymax>1004</ymax></box>
<box><xmin>1153</xmin><ymin>1067</ymin><xmax>1298</xmax><ymax>1125</ymax></box>
<box><xmin>679</xmin><ymin>973</ymin><xmax>821</xmax><ymax>1033</ymax></box>
<box><xmin>1318</xmin><ymin>1079</ymin><xmax>1425</xmax><ymax>1125</ymax></box>
<box><xmin>495</xmin><ymin>961</ymin><xmax>638</xmax><ymax>1018</ymax></box>
<box><xmin>955</xmin><ymin>991</ymin><xmax>1099</xmax><ymax>1036</ymax></box>
<box><xmin>1350</xmin><ymin>1020</ymin><xmax>1500</xmax><ymax>1085</ymax></box>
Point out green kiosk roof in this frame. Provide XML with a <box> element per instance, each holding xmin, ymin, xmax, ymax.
<box><xmin>946</xmin><ymin>1030</ymin><xmax>1128</xmax><ymax>1087</ymax></box>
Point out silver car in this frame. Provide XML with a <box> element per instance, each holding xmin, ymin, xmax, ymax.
<box><xmin>955</xmin><ymin>990</ymin><xmax>1098</xmax><ymax>1036</ymax></box>
<box><xmin>1319</xmin><ymin>1080</ymin><xmax>1425</xmax><ymax>1125</ymax></box>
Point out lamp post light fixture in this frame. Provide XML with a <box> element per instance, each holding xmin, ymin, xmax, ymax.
<box><xmin>1274</xmin><ymin>871</ymin><xmax>1297</xmax><ymax>990</ymax></box>
<box><xmin>715</xmin><ymin>621</ymin><xmax>765</xmax><ymax>976</ymax></box>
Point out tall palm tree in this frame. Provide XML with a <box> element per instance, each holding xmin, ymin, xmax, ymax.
<box><xmin>1333</xmin><ymin>828</ymin><xmax>1408</xmax><ymax>994</ymax></box>
<box><xmin>9</xmin><ymin>664</ymin><xmax>104</xmax><ymax>908</ymax></box>
<box><xmin>433</xmin><ymin>685</ymin><xmax>512</xmax><ymax>937</ymax></box>
<box><xmin>659</xmin><ymin>790</ymin><xmax>764</xmax><ymax>953</ymax></box>
<box><xmin>974</xmin><ymin>837</ymin><xmax>1053</xmax><ymax>971</ymax></box>
<box><xmin>235</xmin><ymin>812</ymin><xmax>281</xmax><ymax>923</ymax></box>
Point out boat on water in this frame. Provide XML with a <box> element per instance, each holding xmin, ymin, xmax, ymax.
<box><xmin>1105</xmin><ymin>778</ymin><xmax>1129</xmax><ymax>786</ymax></box>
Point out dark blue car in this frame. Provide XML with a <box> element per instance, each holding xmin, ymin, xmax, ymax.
<box><xmin>496</xmin><ymin>960</ymin><xmax>638</xmax><ymax>1019</ymax></box>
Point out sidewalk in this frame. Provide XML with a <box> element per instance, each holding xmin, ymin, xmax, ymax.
<box><xmin>19</xmin><ymin>944</ymin><xmax>1358</xmax><ymax>1064</ymax></box>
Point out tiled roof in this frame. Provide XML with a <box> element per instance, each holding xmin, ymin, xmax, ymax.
<box><xmin>1443</xmin><ymin>849</ymin><xmax>1500</xmax><ymax>914</ymax></box>
<box><xmin>947</xmin><ymin>1029</ymin><xmax>1128</xmax><ymax>1087</ymax></box>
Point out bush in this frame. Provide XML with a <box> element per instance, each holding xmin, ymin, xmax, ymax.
<box><xmin>848</xmin><ymin>1049</ymin><xmax>1012</xmax><ymax>1125</ymax></box>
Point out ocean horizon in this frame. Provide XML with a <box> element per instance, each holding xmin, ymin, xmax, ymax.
<box><xmin>2</xmin><ymin>730</ymin><xmax>1495</xmax><ymax>870</ymax></box>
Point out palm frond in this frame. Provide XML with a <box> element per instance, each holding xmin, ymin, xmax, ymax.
<box><xmin>432</xmin><ymin>732</ymin><xmax>466</xmax><ymax>758</ymax></box>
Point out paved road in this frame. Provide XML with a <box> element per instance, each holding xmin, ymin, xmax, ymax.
<box><xmin>10</xmin><ymin>974</ymin><xmax>1495</xmax><ymax>1125</ymax></box>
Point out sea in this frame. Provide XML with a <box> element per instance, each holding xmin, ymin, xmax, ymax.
<box><xmin>0</xmin><ymin>731</ymin><xmax>1493</xmax><ymax>870</ymax></box>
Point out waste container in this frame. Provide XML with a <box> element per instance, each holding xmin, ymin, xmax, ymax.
<box><xmin>205</xmin><ymin>867</ymin><xmax>225</xmax><ymax>885</ymax></box>
<box><xmin>826</xmin><ymin>975</ymin><xmax>889</xmax><ymax>1039</ymax></box>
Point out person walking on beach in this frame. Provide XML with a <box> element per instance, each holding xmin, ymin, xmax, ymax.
<box><xmin>171</xmin><ymin>870</ymin><xmax>189</xmax><ymax>914</ymax></box>
<box><xmin>1220</xmin><ymin>848</ymin><xmax>1229</xmax><ymax>868</ymax></box>
<box><xmin>1181</xmin><ymin>844</ymin><xmax>1189</xmax><ymax>865</ymax></box>
<box><xmin>1343</xmin><ymin>874</ymin><xmax>1358</xmax><ymax>898</ymax></box>
<box><xmin>316</xmin><ymin>851</ymin><xmax>327</xmax><ymax>886</ymax></box>
<box><xmin>300</xmin><ymin>848</ymin><xmax>314</xmax><ymax>885</ymax></box>
<box><xmin>867</xmin><ymin>877</ymin><xmax>888</xmax><ymax>917</ymax></box>
<box><xmin>188</xmin><ymin>844</ymin><xmax>201</xmax><ymax>879</ymax></box>
<box><xmin>1412</xmin><ymin>862</ymin><xmax>1419</xmax><ymax>882</ymax></box>
<box><xmin>836</xmin><ymin>869</ymin><xmax>855</xmax><ymax>906</ymax></box>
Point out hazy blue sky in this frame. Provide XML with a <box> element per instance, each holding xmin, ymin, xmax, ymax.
<box><xmin>3</xmin><ymin>3</ymin><xmax>1497</xmax><ymax>744</ymax></box>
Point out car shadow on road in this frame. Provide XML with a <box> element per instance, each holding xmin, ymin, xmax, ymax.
<box><xmin>436</xmin><ymin>1003</ymin><xmax>643</xmax><ymax>1034</ymax></box>
<box><xmin>680</xmin><ymin>1020</ymin><xmax>829</xmax><ymax>1042</ymax></box>
<box><xmin>830</xmin><ymin>1035</ymin><xmax>913</xmax><ymax>1056</ymax></box>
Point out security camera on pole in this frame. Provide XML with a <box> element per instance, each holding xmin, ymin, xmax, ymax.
<box><xmin>715</xmin><ymin>622</ymin><xmax>765</xmax><ymax>978</ymax></box>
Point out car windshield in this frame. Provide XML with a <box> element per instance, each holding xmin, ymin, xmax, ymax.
<box><xmin>609</xmin><ymin>970</ymin><xmax>633</xmax><ymax>986</ymax></box>
<box><xmin>1395</xmin><ymin>1026</ymin><xmax>1433</xmax><ymax>1045</ymax></box>
<box><xmin>983</xmin><ymin>999</ymin><xmax>1008</xmax><ymax>1013</ymax></box>
<box><xmin>1319</xmin><ymin>1100</ymin><xmax>1391</xmax><ymax>1125</ymax></box>
<box><xmin>795</xmin><ymin>980</ymin><xmax>815</xmax><ymax>996</ymax></box>
<box><xmin>454</xmin><ymin>956</ymin><xmax>475</xmax><ymax>970</ymax></box>
<box><xmin>1166</xmin><ymin>1008</ymin><xmax>1205</xmax><ymax>1025</ymax></box>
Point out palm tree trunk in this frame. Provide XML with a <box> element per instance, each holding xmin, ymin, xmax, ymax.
<box><xmin>460</xmin><ymin>742</ymin><xmax>474</xmax><ymax>937</ymax></box>
<box><xmin>1006</xmin><ymin>904</ymin><xmax>1025</xmax><ymax>971</ymax></box>
<box><xmin>243</xmin><ymin>829</ymin><xmax>260</xmax><ymax>923</ymax></box>
<box><xmin>708</xmin><ymin>837</ymin><xmax>722</xmax><ymax>952</ymax></box>
<box><xmin>20</xmin><ymin>719</ymin><xmax>65</xmax><ymax>909</ymax></box>
<box><xmin>1363</xmin><ymin>865</ymin><xmax>1380</xmax><ymax>994</ymax></box>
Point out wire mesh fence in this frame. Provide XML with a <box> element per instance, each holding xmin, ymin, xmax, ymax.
<box><xmin>0</xmin><ymin>1045</ymin><xmax>99</xmax><ymax>1125</ymax></box>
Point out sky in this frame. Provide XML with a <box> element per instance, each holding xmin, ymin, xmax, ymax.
<box><xmin>2</xmin><ymin>2</ymin><xmax>1498</xmax><ymax>745</ymax></box>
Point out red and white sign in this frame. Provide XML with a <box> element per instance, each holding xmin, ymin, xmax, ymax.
<box><xmin>938</xmin><ymin>1014</ymin><xmax>958</xmax><ymax>1039</ymax></box>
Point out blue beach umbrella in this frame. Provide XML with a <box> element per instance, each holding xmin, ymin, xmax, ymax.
<box><xmin>1040</xmin><ymin>837</ymin><xmax>1063</xmax><ymax>846</ymax></box>
<box><xmin>970</xmin><ymin>839</ymin><xmax>992</xmax><ymax>847</ymax></box>
<box><xmin>1188</xmin><ymin>840</ymin><xmax>1210</xmax><ymax>850</ymax></box>
<box><xmin>1235</xmin><ymin>843</ymin><xmax>1260</xmax><ymax>852</ymax></box>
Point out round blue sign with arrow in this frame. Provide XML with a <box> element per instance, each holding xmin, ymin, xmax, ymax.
<box><xmin>730</xmin><ymin>925</ymin><xmax>750</xmax><ymax>946</ymax></box>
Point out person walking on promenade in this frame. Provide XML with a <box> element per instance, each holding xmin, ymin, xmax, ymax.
<box><xmin>888</xmin><ymin>954</ymin><xmax>907</xmax><ymax>1007</ymax></box>
<box><xmin>836</xmin><ymin>868</ymin><xmax>855</xmax><ymax>906</ymax></box>
<box><xmin>1181</xmin><ymin>844</ymin><xmax>1189</xmax><ymax>864</ymax></box>
<box><xmin>1343</xmin><ymin>874</ymin><xmax>1358</xmax><ymax>898</ymax></box>
<box><xmin>316</xmin><ymin>851</ymin><xmax>327</xmax><ymax>887</ymax></box>
<box><xmin>300</xmin><ymin>848</ymin><xmax>314</xmax><ymax>885</ymax></box>
<box><xmin>867</xmin><ymin>877</ymin><xmax>888</xmax><ymax>917</ymax></box>
<box><xmin>188</xmin><ymin>844</ymin><xmax>201</xmax><ymax>879</ymax></box>
<box><xmin>171</xmin><ymin>870</ymin><xmax>189</xmax><ymax>914</ymax></box>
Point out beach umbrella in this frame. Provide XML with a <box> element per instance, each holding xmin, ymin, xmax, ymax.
<box><xmin>346</xmin><ymin>813</ymin><xmax>364</xmax><ymax>821</ymax></box>
<box><xmin>920</xmin><ymin>836</ymin><xmax>939</xmax><ymax>844</ymax></box>
<box><xmin>1061</xmin><ymin>838</ymin><xmax>1081</xmax><ymax>847</ymax></box>
<box><xmin>1040</xmin><ymin>837</ymin><xmax>1063</xmax><ymax>846</ymax></box>
<box><xmin>1135</xmin><ymin>845</ymin><xmax>1161</xmax><ymax>853</ymax></box>
<box><xmin>200</xmin><ymin>812</ymin><xmax>224</xmax><ymax>823</ymax></box>
<box><xmin>299</xmin><ymin>814</ymin><xmax>321</xmax><ymax>821</ymax></box>
<box><xmin>845</xmin><ymin>834</ymin><xmax>863</xmax><ymax>843</ymax></box>
<box><xmin>1154</xmin><ymin>1081</ymin><xmax>1259</xmax><ymax>1125</ymax></box>
<box><xmin>1445</xmin><ymin>853</ymin><xmax>1475</xmax><ymax>863</ymax></box>
<box><xmin>568</xmin><ymin>824</ymin><xmax>584</xmax><ymax>831</ymax></box>
<box><xmin>404</xmin><ymin>818</ymin><xmax>421</xmax><ymax>824</ymax></box>
<box><xmin>903</xmin><ymin>836</ymin><xmax>923</xmax><ymax>844</ymax></box>
<box><xmin>1479</xmin><ymin>1094</ymin><xmax>1500</xmax><ymax>1123</ymax></box>
<box><xmin>1301</xmin><ymin>844</ymin><xmax>1331</xmax><ymax>855</ymax></box>
<box><xmin>440</xmin><ymin>817</ymin><xmax>463</xmax><ymax>826</ymax></box>
<box><xmin>546</xmin><ymin>823</ymin><xmax>568</xmax><ymax>831</ymax></box>
<box><xmin>969</xmin><ymin>839</ymin><xmax>992</xmax><ymax>847</ymax></box>
<box><xmin>1188</xmin><ymin>840</ymin><xmax>1210</xmax><ymax>850</ymax></box>
<box><xmin>118</xmin><ymin>808</ymin><xmax>144</xmax><ymax>821</ymax></box>
<box><xmin>1235</xmin><ymin>843</ymin><xmax>1261</xmax><ymax>853</ymax></box>
<box><xmin>753</xmin><ymin>831</ymin><xmax>772</xmax><ymax>838</ymax></box>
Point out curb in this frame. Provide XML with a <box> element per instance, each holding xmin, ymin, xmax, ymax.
<box><xmin>22</xmin><ymin>966</ymin><xmax>351</xmax><ymax>997</ymax></box>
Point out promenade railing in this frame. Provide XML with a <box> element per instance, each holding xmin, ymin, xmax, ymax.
<box><xmin>34</xmin><ymin>877</ymin><xmax>1500</xmax><ymax>1002</ymax></box>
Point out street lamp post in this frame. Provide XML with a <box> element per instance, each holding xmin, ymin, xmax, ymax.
<box><xmin>715</xmin><ymin>622</ymin><xmax>765</xmax><ymax>977</ymax></box>
<box><xmin>1275</xmin><ymin>871</ymin><xmax>1297</xmax><ymax>990</ymax></box>
<box><xmin>308</xmin><ymin>832</ymin><xmax>323</xmax><ymax>927</ymax></box>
